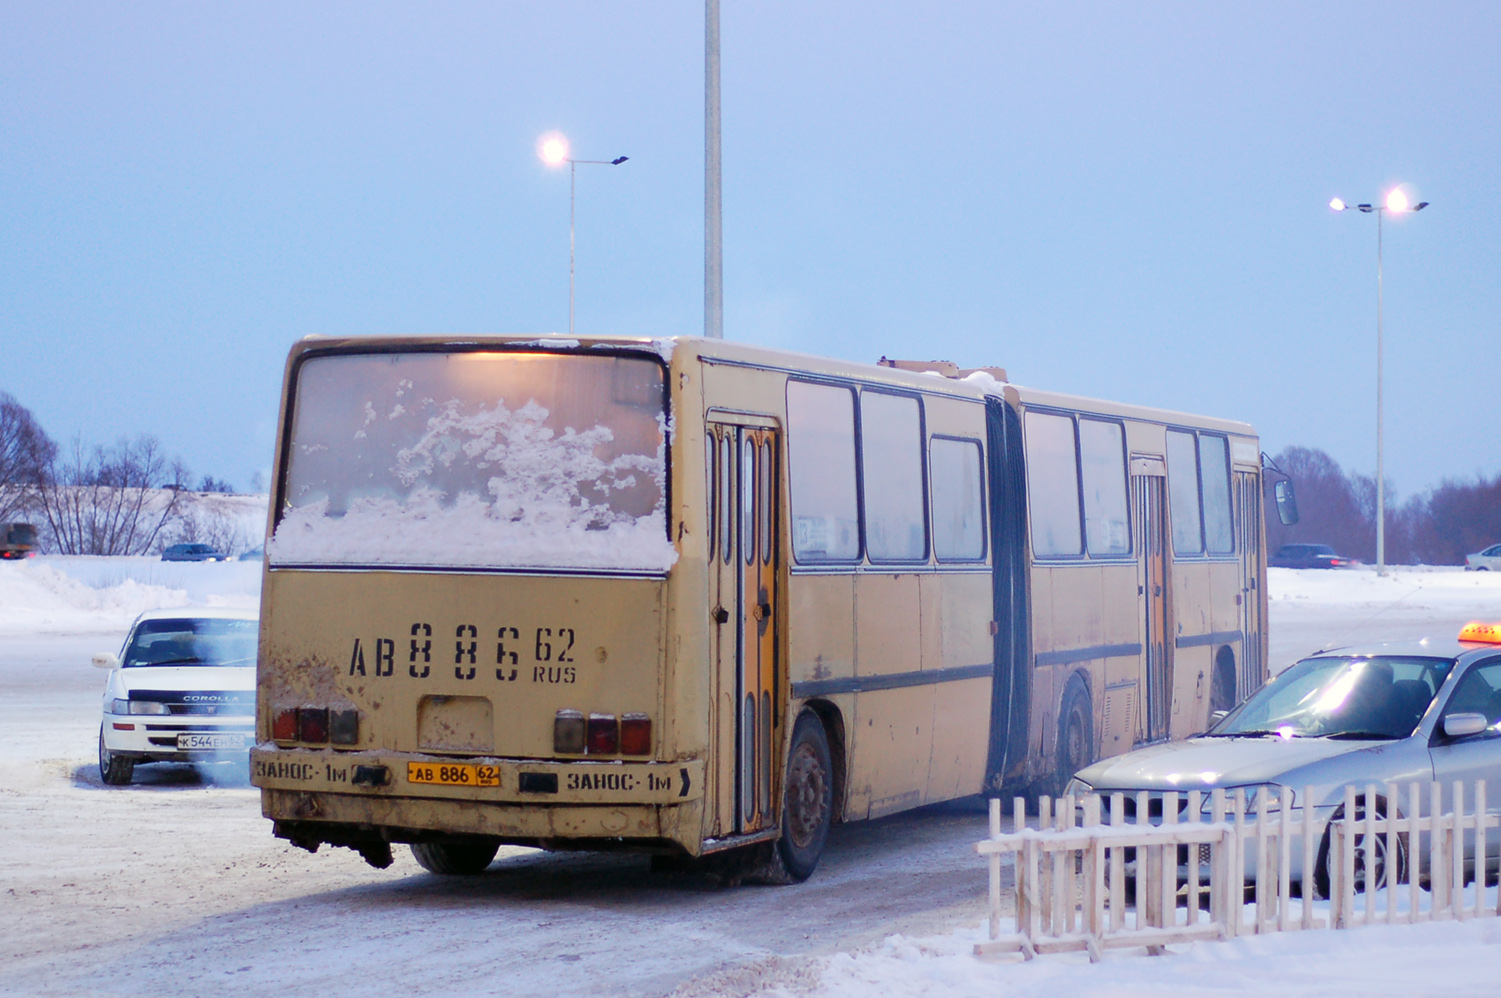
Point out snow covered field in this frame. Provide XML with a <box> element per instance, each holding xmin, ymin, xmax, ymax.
<box><xmin>2</xmin><ymin>559</ymin><xmax>1500</xmax><ymax>997</ymax></box>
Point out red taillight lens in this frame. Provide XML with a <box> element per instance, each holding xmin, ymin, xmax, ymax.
<box><xmin>272</xmin><ymin>708</ymin><xmax>298</xmax><ymax>741</ymax></box>
<box><xmin>329</xmin><ymin>708</ymin><xmax>359</xmax><ymax>746</ymax></box>
<box><xmin>298</xmin><ymin>707</ymin><xmax>329</xmax><ymax>744</ymax></box>
<box><xmin>587</xmin><ymin>713</ymin><xmax>618</xmax><ymax>754</ymax></box>
<box><xmin>554</xmin><ymin>709</ymin><xmax>586</xmax><ymax>754</ymax></box>
<box><xmin>620</xmin><ymin>713</ymin><xmax>651</xmax><ymax>755</ymax></box>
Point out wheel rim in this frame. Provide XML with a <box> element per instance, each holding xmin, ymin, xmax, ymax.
<box><xmin>1354</xmin><ymin>832</ymin><xmax>1392</xmax><ymax>890</ymax></box>
<box><xmin>1062</xmin><ymin>705</ymin><xmax>1088</xmax><ymax>773</ymax></box>
<box><xmin>785</xmin><ymin>741</ymin><xmax>828</xmax><ymax>850</ymax></box>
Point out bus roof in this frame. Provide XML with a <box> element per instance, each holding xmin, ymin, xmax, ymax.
<box><xmin>287</xmin><ymin>332</ymin><xmax>1258</xmax><ymax>439</ymax></box>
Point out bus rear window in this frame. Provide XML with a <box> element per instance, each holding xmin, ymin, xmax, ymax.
<box><xmin>268</xmin><ymin>350</ymin><xmax>674</xmax><ymax>573</ymax></box>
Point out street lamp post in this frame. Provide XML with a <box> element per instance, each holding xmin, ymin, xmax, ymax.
<box><xmin>1329</xmin><ymin>189</ymin><xmax>1429</xmax><ymax>577</ymax></box>
<box><xmin>539</xmin><ymin>133</ymin><xmax>628</xmax><ymax>336</ymax></box>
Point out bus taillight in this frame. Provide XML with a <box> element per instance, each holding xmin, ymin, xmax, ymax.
<box><xmin>620</xmin><ymin>713</ymin><xmax>651</xmax><ymax>755</ymax></box>
<box><xmin>554</xmin><ymin>709</ymin><xmax>586</xmax><ymax>754</ymax></box>
<box><xmin>587</xmin><ymin>713</ymin><xmax>618</xmax><ymax>755</ymax></box>
<box><xmin>272</xmin><ymin>707</ymin><xmax>298</xmax><ymax>742</ymax></box>
<box><xmin>299</xmin><ymin>707</ymin><xmax>330</xmax><ymax>744</ymax></box>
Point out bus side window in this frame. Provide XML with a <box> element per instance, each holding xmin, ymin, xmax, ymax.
<box><xmin>1078</xmin><ymin>418</ymin><xmax>1130</xmax><ymax>556</ymax></box>
<box><xmin>929</xmin><ymin>437</ymin><xmax>985</xmax><ymax>561</ymax></box>
<box><xmin>859</xmin><ymin>390</ymin><xmax>927</xmax><ymax>562</ymax></box>
<box><xmin>1199</xmin><ymin>434</ymin><xmax>1234</xmax><ymax>554</ymax></box>
<box><xmin>1166</xmin><ymin>429</ymin><xmax>1204</xmax><ymax>555</ymax></box>
<box><xmin>785</xmin><ymin>381</ymin><xmax>860</xmax><ymax>562</ymax></box>
<box><xmin>1025</xmin><ymin>411</ymin><xmax>1083</xmax><ymax>558</ymax></box>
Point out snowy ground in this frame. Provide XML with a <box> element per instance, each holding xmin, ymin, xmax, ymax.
<box><xmin>2</xmin><ymin>559</ymin><xmax>1500</xmax><ymax>996</ymax></box>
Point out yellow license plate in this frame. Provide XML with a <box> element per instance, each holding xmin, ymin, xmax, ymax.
<box><xmin>406</xmin><ymin>762</ymin><xmax>501</xmax><ymax>788</ymax></box>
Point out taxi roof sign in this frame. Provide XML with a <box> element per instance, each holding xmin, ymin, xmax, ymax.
<box><xmin>1458</xmin><ymin>622</ymin><xmax>1501</xmax><ymax>644</ymax></box>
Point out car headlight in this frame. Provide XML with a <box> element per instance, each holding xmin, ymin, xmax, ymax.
<box><xmin>128</xmin><ymin>701</ymin><xmax>169</xmax><ymax>715</ymax></box>
<box><xmin>110</xmin><ymin>698</ymin><xmax>130</xmax><ymax>714</ymax></box>
<box><xmin>1201</xmin><ymin>784</ymin><xmax>1293</xmax><ymax>815</ymax></box>
<box><xmin>1062</xmin><ymin>777</ymin><xmax>1093</xmax><ymax>798</ymax></box>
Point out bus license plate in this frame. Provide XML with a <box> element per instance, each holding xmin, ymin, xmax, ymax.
<box><xmin>177</xmin><ymin>733</ymin><xmax>247</xmax><ymax>751</ymax></box>
<box><xmin>407</xmin><ymin>762</ymin><xmax>501</xmax><ymax>788</ymax></box>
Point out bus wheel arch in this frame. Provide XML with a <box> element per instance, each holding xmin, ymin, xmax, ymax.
<box><xmin>801</xmin><ymin>699</ymin><xmax>847</xmax><ymax>822</ymax></box>
<box><xmin>1054</xmin><ymin>672</ymin><xmax>1094</xmax><ymax>797</ymax></box>
<box><xmin>1210</xmin><ymin>646</ymin><xmax>1237</xmax><ymax>713</ymax></box>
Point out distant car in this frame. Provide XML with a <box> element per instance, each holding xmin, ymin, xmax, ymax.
<box><xmin>161</xmin><ymin>542</ymin><xmax>231</xmax><ymax>562</ymax></box>
<box><xmin>238</xmin><ymin>546</ymin><xmax>265</xmax><ymax>562</ymax></box>
<box><xmin>1066</xmin><ymin>626</ymin><xmax>1501</xmax><ymax>895</ymax></box>
<box><xmin>1269</xmin><ymin>543</ymin><xmax>1353</xmax><ymax>569</ymax></box>
<box><xmin>1466</xmin><ymin>544</ymin><xmax>1501</xmax><ymax>571</ymax></box>
<box><xmin>95</xmin><ymin>607</ymin><xmax>258</xmax><ymax>785</ymax></box>
<box><xmin>0</xmin><ymin>522</ymin><xmax>38</xmax><ymax>559</ymax></box>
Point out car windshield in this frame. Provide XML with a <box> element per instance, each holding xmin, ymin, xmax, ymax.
<box><xmin>122</xmin><ymin>618</ymin><xmax>258</xmax><ymax>668</ymax></box>
<box><xmin>1210</xmin><ymin>654</ymin><xmax>1454</xmax><ymax>739</ymax></box>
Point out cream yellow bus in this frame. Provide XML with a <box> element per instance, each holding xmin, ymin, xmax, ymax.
<box><xmin>250</xmin><ymin>334</ymin><xmax>1269</xmax><ymax>881</ymax></box>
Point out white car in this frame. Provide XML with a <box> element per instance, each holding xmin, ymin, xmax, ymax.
<box><xmin>95</xmin><ymin>607</ymin><xmax>258</xmax><ymax>785</ymax></box>
<box><xmin>1466</xmin><ymin>544</ymin><xmax>1501</xmax><ymax>571</ymax></box>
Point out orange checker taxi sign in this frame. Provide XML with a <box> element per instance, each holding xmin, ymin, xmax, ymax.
<box><xmin>1459</xmin><ymin>622</ymin><xmax>1501</xmax><ymax>644</ymax></box>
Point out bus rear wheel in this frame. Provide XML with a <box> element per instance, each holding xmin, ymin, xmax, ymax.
<box><xmin>410</xmin><ymin>838</ymin><xmax>501</xmax><ymax>875</ymax></box>
<box><xmin>737</xmin><ymin>711</ymin><xmax>834</xmax><ymax>885</ymax></box>
<box><xmin>1053</xmin><ymin>679</ymin><xmax>1093</xmax><ymax>798</ymax></box>
<box><xmin>777</xmin><ymin>711</ymin><xmax>834</xmax><ymax>880</ymax></box>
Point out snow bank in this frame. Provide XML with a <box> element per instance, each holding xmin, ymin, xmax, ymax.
<box><xmin>0</xmin><ymin>556</ymin><xmax>261</xmax><ymax>635</ymax></box>
<box><xmin>1270</xmin><ymin>564</ymin><xmax>1501</xmax><ymax>612</ymax></box>
<box><xmin>760</xmin><ymin>914</ymin><xmax>1501</xmax><ymax>998</ymax></box>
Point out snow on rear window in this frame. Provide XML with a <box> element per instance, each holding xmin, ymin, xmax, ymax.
<box><xmin>268</xmin><ymin>351</ymin><xmax>676</xmax><ymax>573</ymax></box>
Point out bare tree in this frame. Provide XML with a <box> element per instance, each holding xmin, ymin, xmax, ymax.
<box><xmin>0</xmin><ymin>391</ymin><xmax>57</xmax><ymax>523</ymax></box>
<box><xmin>38</xmin><ymin>435</ymin><xmax>190</xmax><ymax>555</ymax></box>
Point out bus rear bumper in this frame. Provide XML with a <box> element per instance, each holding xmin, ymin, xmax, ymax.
<box><xmin>252</xmin><ymin>745</ymin><xmax>707</xmax><ymax>856</ymax></box>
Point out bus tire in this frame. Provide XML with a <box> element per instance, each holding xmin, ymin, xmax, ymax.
<box><xmin>99</xmin><ymin>726</ymin><xmax>134</xmax><ymax>786</ymax></box>
<box><xmin>409</xmin><ymin>838</ymin><xmax>501</xmax><ymax>875</ymax></box>
<box><xmin>777</xmin><ymin>711</ymin><xmax>834</xmax><ymax>881</ymax></box>
<box><xmin>1054</xmin><ymin>678</ymin><xmax>1093</xmax><ymax>798</ymax></box>
<box><xmin>1210</xmin><ymin>647</ymin><xmax>1237</xmax><ymax>714</ymax></box>
<box><xmin>740</xmin><ymin>711</ymin><xmax>834</xmax><ymax>885</ymax></box>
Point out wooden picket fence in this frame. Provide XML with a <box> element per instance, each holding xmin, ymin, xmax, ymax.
<box><xmin>974</xmin><ymin>780</ymin><xmax>1499</xmax><ymax>961</ymax></box>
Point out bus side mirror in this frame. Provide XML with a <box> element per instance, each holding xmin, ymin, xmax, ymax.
<box><xmin>1274</xmin><ymin>480</ymin><xmax>1300</xmax><ymax>526</ymax></box>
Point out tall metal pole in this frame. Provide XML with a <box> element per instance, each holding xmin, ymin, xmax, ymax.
<box><xmin>569</xmin><ymin>160</ymin><xmax>577</xmax><ymax>337</ymax></box>
<box><xmin>704</xmin><ymin>0</ymin><xmax>723</xmax><ymax>339</ymax></box>
<box><xmin>1375</xmin><ymin>207</ymin><xmax>1385</xmax><ymax>576</ymax></box>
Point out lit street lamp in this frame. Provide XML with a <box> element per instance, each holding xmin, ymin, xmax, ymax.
<box><xmin>1329</xmin><ymin>188</ymin><xmax>1429</xmax><ymax>577</ymax></box>
<box><xmin>539</xmin><ymin>133</ymin><xmax>628</xmax><ymax>336</ymax></box>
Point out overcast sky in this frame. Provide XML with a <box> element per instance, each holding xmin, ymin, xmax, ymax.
<box><xmin>3</xmin><ymin>1</ymin><xmax>1498</xmax><ymax>497</ymax></box>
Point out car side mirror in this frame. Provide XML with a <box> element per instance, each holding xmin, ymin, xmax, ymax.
<box><xmin>92</xmin><ymin>652</ymin><xmax>119</xmax><ymax>670</ymax></box>
<box><xmin>1209</xmin><ymin>709</ymin><xmax>1229</xmax><ymax>726</ymax></box>
<box><xmin>1274</xmin><ymin>480</ymin><xmax>1300</xmax><ymax>526</ymax></box>
<box><xmin>1443</xmin><ymin>712</ymin><xmax>1489</xmax><ymax>739</ymax></box>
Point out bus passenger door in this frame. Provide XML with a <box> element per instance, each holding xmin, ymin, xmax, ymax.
<box><xmin>1234</xmin><ymin>472</ymin><xmax>1264</xmax><ymax>703</ymax></box>
<box><xmin>708</xmin><ymin>421</ymin><xmax>780</xmax><ymax>836</ymax></box>
<box><xmin>1133</xmin><ymin>473</ymin><xmax>1172</xmax><ymax>744</ymax></box>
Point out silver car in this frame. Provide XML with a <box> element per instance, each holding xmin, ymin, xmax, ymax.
<box><xmin>1065</xmin><ymin>635</ymin><xmax>1501</xmax><ymax>894</ymax></box>
<box><xmin>1465</xmin><ymin>544</ymin><xmax>1501</xmax><ymax>571</ymax></box>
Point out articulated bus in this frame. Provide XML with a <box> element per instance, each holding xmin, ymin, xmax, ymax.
<box><xmin>250</xmin><ymin>335</ymin><xmax>1268</xmax><ymax>881</ymax></box>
